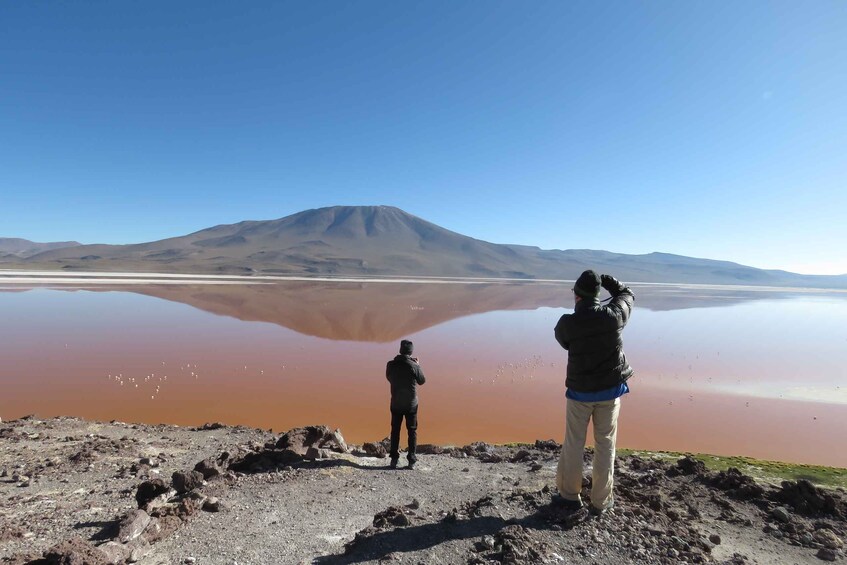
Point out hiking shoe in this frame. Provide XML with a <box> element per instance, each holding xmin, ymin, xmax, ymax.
<box><xmin>551</xmin><ymin>494</ymin><xmax>582</xmax><ymax>511</ymax></box>
<box><xmin>589</xmin><ymin>502</ymin><xmax>614</xmax><ymax>517</ymax></box>
<box><xmin>406</xmin><ymin>461</ymin><xmax>415</xmax><ymax>470</ymax></box>
<box><xmin>389</xmin><ymin>458</ymin><xmax>399</xmax><ymax>469</ymax></box>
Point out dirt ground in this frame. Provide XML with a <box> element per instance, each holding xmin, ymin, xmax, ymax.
<box><xmin>1</xmin><ymin>416</ymin><xmax>845</xmax><ymax>564</ymax></box>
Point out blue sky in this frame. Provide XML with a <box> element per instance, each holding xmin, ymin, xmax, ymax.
<box><xmin>1</xmin><ymin>2</ymin><xmax>845</xmax><ymax>274</ymax></box>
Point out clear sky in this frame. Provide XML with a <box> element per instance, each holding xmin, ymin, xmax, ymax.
<box><xmin>1</xmin><ymin>2</ymin><xmax>845</xmax><ymax>274</ymax></box>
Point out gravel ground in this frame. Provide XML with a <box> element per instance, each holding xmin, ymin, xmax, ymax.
<box><xmin>2</xmin><ymin>417</ymin><xmax>845</xmax><ymax>565</ymax></box>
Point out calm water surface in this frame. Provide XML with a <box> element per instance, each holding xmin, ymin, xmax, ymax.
<box><xmin>1</xmin><ymin>281</ymin><xmax>845</xmax><ymax>466</ymax></box>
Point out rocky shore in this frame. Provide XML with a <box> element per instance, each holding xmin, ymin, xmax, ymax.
<box><xmin>1</xmin><ymin>416</ymin><xmax>845</xmax><ymax>564</ymax></box>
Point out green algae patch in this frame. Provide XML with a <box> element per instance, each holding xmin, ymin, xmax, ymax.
<box><xmin>619</xmin><ymin>449</ymin><xmax>847</xmax><ymax>489</ymax></box>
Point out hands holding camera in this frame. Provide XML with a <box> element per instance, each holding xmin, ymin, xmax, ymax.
<box><xmin>600</xmin><ymin>274</ymin><xmax>622</xmax><ymax>295</ymax></box>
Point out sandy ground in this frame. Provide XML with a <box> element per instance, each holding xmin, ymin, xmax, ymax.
<box><xmin>1</xmin><ymin>416</ymin><xmax>845</xmax><ymax>565</ymax></box>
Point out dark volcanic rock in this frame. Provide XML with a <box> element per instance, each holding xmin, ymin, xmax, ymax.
<box><xmin>197</xmin><ymin>422</ymin><xmax>225</xmax><ymax>430</ymax></box>
<box><xmin>44</xmin><ymin>536</ymin><xmax>109</xmax><ymax>565</ymax></box>
<box><xmin>362</xmin><ymin>442</ymin><xmax>388</xmax><ymax>458</ymax></box>
<box><xmin>135</xmin><ymin>479</ymin><xmax>169</xmax><ymax>508</ymax></box>
<box><xmin>194</xmin><ymin>452</ymin><xmax>231</xmax><ymax>479</ymax></box>
<box><xmin>372</xmin><ymin>506</ymin><xmax>412</xmax><ymax>529</ymax></box>
<box><xmin>816</xmin><ymin>547</ymin><xmax>838</xmax><ymax>562</ymax></box>
<box><xmin>415</xmin><ymin>444</ymin><xmax>444</xmax><ymax>455</ymax></box>
<box><xmin>275</xmin><ymin>425</ymin><xmax>347</xmax><ymax>454</ymax></box>
<box><xmin>707</xmin><ymin>468</ymin><xmax>765</xmax><ymax>500</ymax></box>
<box><xmin>676</xmin><ymin>455</ymin><xmax>707</xmax><ymax>475</ymax></box>
<box><xmin>495</xmin><ymin>524</ymin><xmax>548</xmax><ymax>564</ymax></box>
<box><xmin>142</xmin><ymin>515</ymin><xmax>182</xmax><ymax>544</ymax></box>
<box><xmin>116</xmin><ymin>509</ymin><xmax>151</xmax><ymax>543</ymax></box>
<box><xmin>775</xmin><ymin>479</ymin><xmax>843</xmax><ymax>518</ymax></box>
<box><xmin>171</xmin><ymin>470</ymin><xmax>204</xmax><ymax>494</ymax></box>
<box><xmin>203</xmin><ymin>496</ymin><xmax>223</xmax><ymax>512</ymax></box>
<box><xmin>534</xmin><ymin>439</ymin><xmax>560</xmax><ymax>451</ymax></box>
<box><xmin>227</xmin><ymin>448</ymin><xmax>302</xmax><ymax>472</ymax></box>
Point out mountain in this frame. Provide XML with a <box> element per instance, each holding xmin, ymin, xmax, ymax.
<box><xmin>2</xmin><ymin>205</ymin><xmax>846</xmax><ymax>288</ymax></box>
<box><xmin>0</xmin><ymin>238</ymin><xmax>80</xmax><ymax>259</ymax></box>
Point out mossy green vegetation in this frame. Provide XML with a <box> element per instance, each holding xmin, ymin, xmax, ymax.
<box><xmin>619</xmin><ymin>449</ymin><xmax>847</xmax><ymax>490</ymax></box>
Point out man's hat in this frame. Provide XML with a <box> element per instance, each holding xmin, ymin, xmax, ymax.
<box><xmin>399</xmin><ymin>340</ymin><xmax>414</xmax><ymax>355</ymax></box>
<box><xmin>573</xmin><ymin>270</ymin><xmax>601</xmax><ymax>299</ymax></box>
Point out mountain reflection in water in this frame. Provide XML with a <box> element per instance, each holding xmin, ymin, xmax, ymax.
<box><xmin>87</xmin><ymin>282</ymin><xmax>813</xmax><ymax>342</ymax></box>
<box><xmin>1</xmin><ymin>282</ymin><xmax>845</xmax><ymax>466</ymax></box>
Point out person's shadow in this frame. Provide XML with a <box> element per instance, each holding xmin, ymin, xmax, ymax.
<box><xmin>312</xmin><ymin>502</ymin><xmax>587</xmax><ymax>564</ymax></box>
<box><xmin>312</xmin><ymin>515</ymin><xmax>508</xmax><ymax>564</ymax></box>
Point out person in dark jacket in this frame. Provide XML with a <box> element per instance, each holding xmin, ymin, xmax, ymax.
<box><xmin>386</xmin><ymin>339</ymin><xmax>426</xmax><ymax>469</ymax></box>
<box><xmin>552</xmin><ymin>270</ymin><xmax>634</xmax><ymax>514</ymax></box>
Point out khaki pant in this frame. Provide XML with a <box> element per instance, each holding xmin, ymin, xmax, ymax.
<box><xmin>556</xmin><ymin>396</ymin><xmax>620</xmax><ymax>510</ymax></box>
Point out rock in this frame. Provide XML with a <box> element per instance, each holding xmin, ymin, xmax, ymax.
<box><xmin>495</xmin><ymin>525</ymin><xmax>546</xmax><ymax>563</ymax></box>
<box><xmin>670</xmin><ymin>536</ymin><xmax>690</xmax><ymax>551</ymax></box>
<box><xmin>372</xmin><ymin>507</ymin><xmax>411</xmax><ymax>529</ymax></box>
<box><xmin>275</xmin><ymin>425</ymin><xmax>338</xmax><ymax>454</ymax></box>
<box><xmin>44</xmin><ymin>536</ymin><xmax>110</xmax><ymax>565</ymax></box>
<box><xmin>676</xmin><ymin>455</ymin><xmax>707</xmax><ymax>475</ymax></box>
<box><xmin>708</xmin><ymin>468</ymin><xmax>765</xmax><ymax>500</ymax></box>
<box><xmin>135</xmin><ymin>479</ymin><xmax>169</xmax><ymax>508</ymax></box>
<box><xmin>772</xmin><ymin>506</ymin><xmax>792</xmax><ymax>523</ymax></box>
<box><xmin>203</xmin><ymin>497</ymin><xmax>222</xmax><ymax>512</ymax></box>
<box><xmin>363</xmin><ymin>442</ymin><xmax>388</xmax><ymax>458</ymax></box>
<box><xmin>814</xmin><ymin>529</ymin><xmax>843</xmax><ymax>550</ymax></box>
<box><xmin>776</xmin><ymin>479</ymin><xmax>841</xmax><ymax>517</ymax></box>
<box><xmin>534</xmin><ymin>439</ymin><xmax>560</xmax><ymax>450</ymax></box>
<box><xmin>478</xmin><ymin>452</ymin><xmax>504</xmax><ymax>463</ymax></box>
<box><xmin>96</xmin><ymin>541</ymin><xmax>129</xmax><ymax>565</ymax></box>
<box><xmin>415</xmin><ymin>444</ymin><xmax>444</xmax><ymax>455</ymax></box>
<box><xmin>816</xmin><ymin>547</ymin><xmax>838</xmax><ymax>562</ymax></box>
<box><xmin>139</xmin><ymin>457</ymin><xmax>159</xmax><ymax>468</ymax></box>
<box><xmin>177</xmin><ymin>496</ymin><xmax>204</xmax><ymax>518</ymax></box>
<box><xmin>510</xmin><ymin>450</ymin><xmax>532</xmax><ymax>463</ymax></box>
<box><xmin>304</xmin><ymin>446</ymin><xmax>332</xmax><ymax>460</ymax></box>
<box><xmin>171</xmin><ymin>470</ymin><xmax>204</xmax><ymax>494</ymax></box>
<box><xmin>709</xmin><ymin>533</ymin><xmax>722</xmax><ymax>545</ymax></box>
<box><xmin>198</xmin><ymin>422</ymin><xmax>225</xmax><ymax>430</ymax></box>
<box><xmin>142</xmin><ymin>515</ymin><xmax>182</xmax><ymax>544</ymax></box>
<box><xmin>529</xmin><ymin>463</ymin><xmax>544</xmax><ymax>472</ymax></box>
<box><xmin>481</xmin><ymin>535</ymin><xmax>496</xmax><ymax>550</ymax></box>
<box><xmin>127</xmin><ymin>537</ymin><xmax>151</xmax><ymax>562</ymax></box>
<box><xmin>647</xmin><ymin>493</ymin><xmax>667</xmax><ymax>511</ymax></box>
<box><xmin>194</xmin><ymin>454</ymin><xmax>228</xmax><ymax>479</ymax></box>
<box><xmin>237</xmin><ymin>447</ymin><xmax>303</xmax><ymax>472</ymax></box>
<box><xmin>330</xmin><ymin>429</ymin><xmax>349</xmax><ymax>453</ymax></box>
<box><xmin>697</xmin><ymin>537</ymin><xmax>715</xmax><ymax>553</ymax></box>
<box><xmin>117</xmin><ymin>509</ymin><xmax>151</xmax><ymax>543</ymax></box>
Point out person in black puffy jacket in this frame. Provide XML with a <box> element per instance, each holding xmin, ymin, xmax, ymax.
<box><xmin>386</xmin><ymin>339</ymin><xmax>426</xmax><ymax>469</ymax></box>
<box><xmin>552</xmin><ymin>270</ymin><xmax>634</xmax><ymax>514</ymax></box>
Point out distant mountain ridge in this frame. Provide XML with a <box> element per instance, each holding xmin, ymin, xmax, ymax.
<box><xmin>0</xmin><ymin>238</ymin><xmax>81</xmax><ymax>259</ymax></box>
<box><xmin>2</xmin><ymin>206</ymin><xmax>845</xmax><ymax>289</ymax></box>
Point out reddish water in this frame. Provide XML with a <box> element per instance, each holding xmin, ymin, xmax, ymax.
<box><xmin>1</xmin><ymin>282</ymin><xmax>845</xmax><ymax>466</ymax></box>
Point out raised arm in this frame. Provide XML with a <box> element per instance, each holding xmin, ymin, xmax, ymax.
<box><xmin>601</xmin><ymin>274</ymin><xmax>635</xmax><ymax>328</ymax></box>
<box><xmin>415</xmin><ymin>363</ymin><xmax>426</xmax><ymax>385</ymax></box>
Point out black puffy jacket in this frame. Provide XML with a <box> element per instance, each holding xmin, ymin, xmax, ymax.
<box><xmin>386</xmin><ymin>355</ymin><xmax>426</xmax><ymax>412</ymax></box>
<box><xmin>554</xmin><ymin>277</ymin><xmax>634</xmax><ymax>393</ymax></box>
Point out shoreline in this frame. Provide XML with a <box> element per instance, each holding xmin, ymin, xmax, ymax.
<box><xmin>3</xmin><ymin>269</ymin><xmax>847</xmax><ymax>293</ymax></box>
<box><xmin>2</xmin><ymin>415</ymin><xmax>846</xmax><ymax>564</ymax></box>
